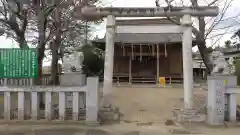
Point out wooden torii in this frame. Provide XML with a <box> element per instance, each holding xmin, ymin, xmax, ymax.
<box><xmin>81</xmin><ymin>6</ymin><xmax>219</xmax><ymax>109</ymax></box>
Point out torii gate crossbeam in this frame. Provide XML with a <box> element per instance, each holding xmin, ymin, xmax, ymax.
<box><xmin>81</xmin><ymin>6</ymin><xmax>218</xmax><ymax>17</ymax></box>
<box><xmin>81</xmin><ymin>6</ymin><xmax>219</xmax><ymax>109</ymax></box>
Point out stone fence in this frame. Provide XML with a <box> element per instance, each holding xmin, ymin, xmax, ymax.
<box><xmin>207</xmin><ymin>76</ymin><xmax>239</xmax><ymax>125</ymax></box>
<box><xmin>0</xmin><ymin>77</ymin><xmax>99</xmax><ymax>125</ymax></box>
<box><xmin>0</xmin><ymin>74</ymin><xmax>62</xmax><ymax>86</ymax></box>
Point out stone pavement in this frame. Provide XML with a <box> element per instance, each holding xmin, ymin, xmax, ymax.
<box><xmin>0</xmin><ymin>129</ymin><xmax>160</xmax><ymax>135</ymax></box>
<box><xmin>1</xmin><ymin>120</ymin><xmax>240</xmax><ymax>135</ymax></box>
<box><xmin>0</xmin><ymin>123</ymin><xmax>188</xmax><ymax>135</ymax></box>
<box><xmin>2</xmin><ymin>122</ymin><xmax>240</xmax><ymax>135</ymax></box>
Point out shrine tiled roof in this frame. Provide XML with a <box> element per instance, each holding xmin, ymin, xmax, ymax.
<box><xmin>215</xmin><ymin>46</ymin><xmax>240</xmax><ymax>54</ymax></box>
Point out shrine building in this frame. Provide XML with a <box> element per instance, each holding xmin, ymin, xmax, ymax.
<box><xmin>92</xmin><ymin>18</ymin><xmax>196</xmax><ymax>84</ymax></box>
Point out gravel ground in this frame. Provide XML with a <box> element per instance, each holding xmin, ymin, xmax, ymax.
<box><xmin>0</xmin><ymin>85</ymin><xmax>240</xmax><ymax>135</ymax></box>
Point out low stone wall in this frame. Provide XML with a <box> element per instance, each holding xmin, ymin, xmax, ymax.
<box><xmin>0</xmin><ymin>77</ymin><xmax>100</xmax><ymax>125</ymax></box>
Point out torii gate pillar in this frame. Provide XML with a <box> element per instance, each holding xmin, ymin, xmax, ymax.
<box><xmin>182</xmin><ymin>14</ymin><xmax>193</xmax><ymax>109</ymax></box>
<box><xmin>102</xmin><ymin>15</ymin><xmax>116</xmax><ymax>106</ymax></box>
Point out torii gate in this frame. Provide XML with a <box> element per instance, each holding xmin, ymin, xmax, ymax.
<box><xmin>81</xmin><ymin>6</ymin><xmax>219</xmax><ymax>109</ymax></box>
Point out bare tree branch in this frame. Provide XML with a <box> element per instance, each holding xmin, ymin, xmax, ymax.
<box><xmin>44</xmin><ymin>26</ymin><xmax>56</xmax><ymax>45</ymax></box>
<box><xmin>208</xmin><ymin>0</ymin><xmax>220</xmax><ymax>6</ymax></box>
<box><xmin>0</xmin><ymin>0</ymin><xmax>29</xmax><ymax>48</ymax></box>
<box><xmin>0</xmin><ymin>0</ymin><xmax>8</xmax><ymax>19</ymax></box>
<box><xmin>210</xmin><ymin>28</ymin><xmax>230</xmax><ymax>47</ymax></box>
<box><xmin>207</xmin><ymin>29</ymin><xmax>236</xmax><ymax>39</ymax></box>
<box><xmin>160</xmin><ymin>0</ymin><xmax>181</xmax><ymax>25</ymax></box>
<box><xmin>190</xmin><ymin>0</ymin><xmax>198</xmax><ymax>7</ymax></box>
<box><xmin>157</xmin><ymin>0</ymin><xmax>200</xmax><ymax>38</ymax></box>
<box><xmin>212</xmin><ymin>22</ymin><xmax>240</xmax><ymax>30</ymax></box>
<box><xmin>21</xmin><ymin>9</ymin><xmax>28</xmax><ymax>32</ymax></box>
<box><xmin>218</xmin><ymin>13</ymin><xmax>240</xmax><ymax>22</ymax></box>
<box><xmin>205</xmin><ymin>0</ymin><xmax>233</xmax><ymax>38</ymax></box>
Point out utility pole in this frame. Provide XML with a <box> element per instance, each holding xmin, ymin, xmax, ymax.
<box><xmin>81</xmin><ymin>6</ymin><xmax>219</xmax><ymax>109</ymax></box>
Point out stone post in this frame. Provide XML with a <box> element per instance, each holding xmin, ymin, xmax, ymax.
<box><xmin>4</xmin><ymin>90</ymin><xmax>11</xmax><ymax>120</ymax></box>
<box><xmin>182</xmin><ymin>14</ymin><xmax>193</xmax><ymax>109</ymax></box>
<box><xmin>207</xmin><ymin>76</ymin><xmax>225</xmax><ymax>125</ymax></box>
<box><xmin>31</xmin><ymin>91</ymin><xmax>39</xmax><ymax>120</ymax></box>
<box><xmin>229</xmin><ymin>93</ymin><xmax>237</xmax><ymax>122</ymax></box>
<box><xmin>45</xmin><ymin>91</ymin><xmax>52</xmax><ymax>120</ymax></box>
<box><xmin>86</xmin><ymin>77</ymin><xmax>99</xmax><ymax>125</ymax></box>
<box><xmin>103</xmin><ymin>15</ymin><xmax>116</xmax><ymax>106</ymax></box>
<box><xmin>223</xmin><ymin>76</ymin><xmax>237</xmax><ymax>122</ymax></box>
<box><xmin>18</xmin><ymin>91</ymin><xmax>25</xmax><ymax>120</ymax></box>
<box><xmin>59</xmin><ymin>91</ymin><xmax>66</xmax><ymax>120</ymax></box>
<box><xmin>60</xmin><ymin>72</ymin><xmax>86</xmax><ymax>86</ymax></box>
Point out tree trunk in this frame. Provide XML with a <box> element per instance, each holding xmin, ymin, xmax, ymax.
<box><xmin>37</xmin><ymin>21</ymin><xmax>46</xmax><ymax>109</ymax></box>
<box><xmin>35</xmin><ymin>0</ymin><xmax>47</xmax><ymax>109</ymax></box>
<box><xmin>37</xmin><ymin>40</ymin><xmax>45</xmax><ymax>85</ymax></box>
<box><xmin>36</xmin><ymin>1</ymin><xmax>47</xmax><ymax>85</ymax></box>
<box><xmin>50</xmin><ymin>0</ymin><xmax>61</xmax><ymax>85</ymax></box>
<box><xmin>197</xmin><ymin>41</ymin><xmax>213</xmax><ymax>74</ymax></box>
<box><xmin>196</xmin><ymin>17</ymin><xmax>213</xmax><ymax>74</ymax></box>
<box><xmin>51</xmin><ymin>41</ymin><xmax>60</xmax><ymax>85</ymax></box>
<box><xmin>37</xmin><ymin>59</ymin><xmax>45</xmax><ymax>109</ymax></box>
<box><xmin>36</xmin><ymin>60</ymin><xmax>43</xmax><ymax>84</ymax></box>
<box><xmin>17</xmin><ymin>32</ymin><xmax>28</xmax><ymax>48</ymax></box>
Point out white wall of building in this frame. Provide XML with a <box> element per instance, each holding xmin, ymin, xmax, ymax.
<box><xmin>193</xmin><ymin>59</ymin><xmax>206</xmax><ymax>69</ymax></box>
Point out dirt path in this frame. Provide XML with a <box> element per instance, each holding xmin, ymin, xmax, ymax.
<box><xmin>108</xmin><ymin>85</ymin><xmax>240</xmax><ymax>135</ymax></box>
<box><xmin>110</xmin><ymin>85</ymin><xmax>240</xmax><ymax>123</ymax></box>
<box><xmin>110</xmin><ymin>86</ymin><xmax>184</xmax><ymax>123</ymax></box>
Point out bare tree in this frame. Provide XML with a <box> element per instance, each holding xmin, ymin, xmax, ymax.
<box><xmin>48</xmin><ymin>0</ymin><xmax>102</xmax><ymax>85</ymax></box>
<box><xmin>32</xmin><ymin>0</ymin><xmax>57</xmax><ymax>85</ymax></box>
<box><xmin>0</xmin><ymin>0</ymin><xmax>56</xmax><ymax>83</ymax></box>
<box><xmin>156</xmin><ymin>0</ymin><xmax>236</xmax><ymax>74</ymax></box>
<box><xmin>0</xmin><ymin>0</ymin><xmax>30</xmax><ymax>48</ymax></box>
<box><xmin>50</xmin><ymin>0</ymin><xmax>61</xmax><ymax>85</ymax></box>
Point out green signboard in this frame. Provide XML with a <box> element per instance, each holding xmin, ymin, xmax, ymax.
<box><xmin>0</xmin><ymin>49</ymin><xmax>38</xmax><ymax>78</ymax></box>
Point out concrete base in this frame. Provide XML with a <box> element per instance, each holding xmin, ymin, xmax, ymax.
<box><xmin>207</xmin><ymin>75</ymin><xmax>238</xmax><ymax>125</ymax></box>
<box><xmin>86</xmin><ymin>121</ymin><xmax>100</xmax><ymax>126</ymax></box>
<box><xmin>209</xmin><ymin>75</ymin><xmax>237</xmax><ymax>88</ymax></box>
<box><xmin>60</xmin><ymin>73</ymin><xmax>86</xmax><ymax>86</ymax></box>
<box><xmin>98</xmin><ymin>107</ymin><xmax>121</xmax><ymax>124</ymax></box>
<box><xmin>207</xmin><ymin>76</ymin><xmax>225</xmax><ymax>125</ymax></box>
<box><xmin>173</xmin><ymin>109</ymin><xmax>206</xmax><ymax>122</ymax></box>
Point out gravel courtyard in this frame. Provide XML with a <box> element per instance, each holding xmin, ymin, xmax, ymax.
<box><xmin>0</xmin><ymin>85</ymin><xmax>240</xmax><ymax>135</ymax></box>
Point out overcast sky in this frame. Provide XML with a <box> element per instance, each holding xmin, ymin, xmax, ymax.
<box><xmin>1</xmin><ymin>0</ymin><xmax>240</xmax><ymax>52</ymax></box>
